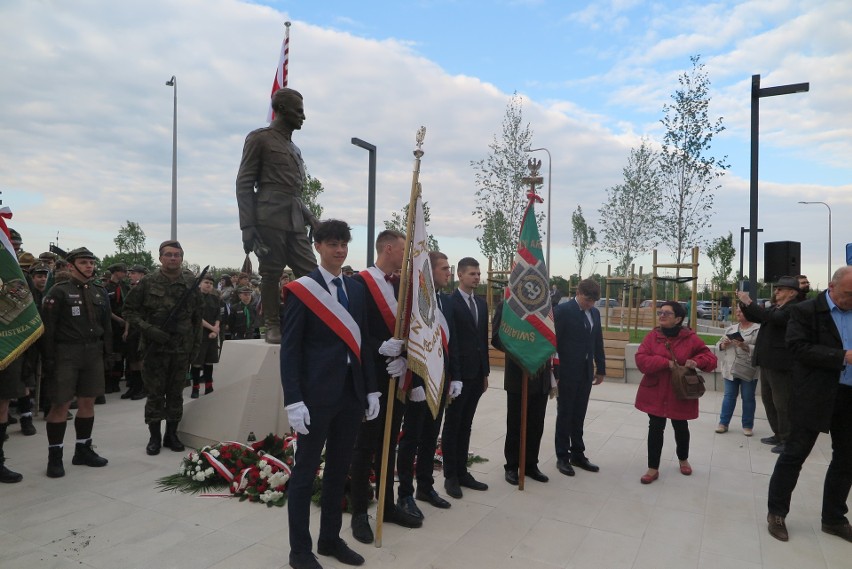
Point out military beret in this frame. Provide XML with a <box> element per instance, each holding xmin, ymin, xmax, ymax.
<box><xmin>65</xmin><ymin>247</ymin><xmax>96</xmax><ymax>262</ymax></box>
<box><xmin>8</xmin><ymin>228</ymin><xmax>22</xmax><ymax>244</ymax></box>
<box><xmin>158</xmin><ymin>240</ymin><xmax>183</xmax><ymax>254</ymax></box>
<box><xmin>39</xmin><ymin>251</ymin><xmax>58</xmax><ymax>261</ymax></box>
<box><xmin>29</xmin><ymin>262</ymin><xmax>50</xmax><ymax>274</ymax></box>
<box><xmin>107</xmin><ymin>262</ymin><xmax>127</xmax><ymax>273</ymax></box>
<box><xmin>201</xmin><ymin>274</ymin><xmax>215</xmax><ymax>283</ymax></box>
<box><xmin>237</xmin><ymin>286</ymin><xmax>253</xmax><ymax>294</ymax></box>
<box><xmin>128</xmin><ymin>264</ymin><xmax>148</xmax><ymax>274</ymax></box>
<box><xmin>17</xmin><ymin>252</ymin><xmax>36</xmax><ymax>268</ymax></box>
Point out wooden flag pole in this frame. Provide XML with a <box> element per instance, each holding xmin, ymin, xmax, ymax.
<box><xmin>375</xmin><ymin>126</ymin><xmax>425</xmax><ymax>548</ymax></box>
<box><xmin>519</xmin><ymin>370</ymin><xmax>529</xmax><ymax>491</ymax></box>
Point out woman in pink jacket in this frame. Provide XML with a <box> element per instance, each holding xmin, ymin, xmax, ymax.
<box><xmin>634</xmin><ymin>301</ymin><xmax>717</xmax><ymax>484</ymax></box>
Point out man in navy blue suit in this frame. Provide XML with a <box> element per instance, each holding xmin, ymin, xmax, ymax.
<box><xmin>553</xmin><ymin>278</ymin><xmax>606</xmax><ymax>476</ymax></box>
<box><xmin>280</xmin><ymin>219</ymin><xmax>380</xmax><ymax>569</ymax></box>
<box><xmin>441</xmin><ymin>257</ymin><xmax>490</xmax><ymax>499</ymax></box>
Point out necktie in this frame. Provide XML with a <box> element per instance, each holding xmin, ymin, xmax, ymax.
<box><xmin>584</xmin><ymin>313</ymin><xmax>591</xmax><ymax>333</ymax></box>
<box><xmin>437</xmin><ymin>293</ymin><xmax>442</xmax><ymax>311</ymax></box>
<box><xmin>332</xmin><ymin>277</ymin><xmax>349</xmax><ymax>310</ymax></box>
<box><xmin>468</xmin><ymin>294</ymin><xmax>477</xmax><ymax>325</ymax></box>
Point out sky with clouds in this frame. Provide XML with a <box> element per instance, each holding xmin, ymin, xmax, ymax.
<box><xmin>1</xmin><ymin>0</ymin><xmax>849</xmax><ymax>288</ymax></box>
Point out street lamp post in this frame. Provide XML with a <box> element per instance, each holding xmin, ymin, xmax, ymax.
<box><xmin>739</xmin><ymin>226</ymin><xmax>763</xmax><ymax>290</ymax></box>
<box><xmin>165</xmin><ymin>75</ymin><xmax>178</xmax><ymax>241</ymax></box>
<box><xmin>351</xmin><ymin>138</ymin><xmax>377</xmax><ymax>267</ymax></box>
<box><xmin>748</xmin><ymin>74</ymin><xmax>809</xmax><ymax>297</ymax></box>
<box><xmin>525</xmin><ymin>147</ymin><xmax>552</xmax><ymax>278</ymax></box>
<box><xmin>798</xmin><ymin>201</ymin><xmax>832</xmax><ymax>286</ymax></box>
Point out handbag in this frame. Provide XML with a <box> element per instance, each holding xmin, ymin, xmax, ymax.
<box><xmin>665</xmin><ymin>341</ymin><xmax>706</xmax><ymax>400</ymax></box>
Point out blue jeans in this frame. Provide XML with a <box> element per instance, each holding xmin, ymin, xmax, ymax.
<box><xmin>719</xmin><ymin>377</ymin><xmax>756</xmax><ymax>428</ymax></box>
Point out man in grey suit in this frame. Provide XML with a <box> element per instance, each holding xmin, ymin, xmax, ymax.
<box><xmin>553</xmin><ymin>278</ymin><xmax>606</xmax><ymax>476</ymax></box>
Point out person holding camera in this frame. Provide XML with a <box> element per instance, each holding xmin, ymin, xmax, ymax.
<box><xmin>715</xmin><ymin>306</ymin><xmax>760</xmax><ymax>436</ymax></box>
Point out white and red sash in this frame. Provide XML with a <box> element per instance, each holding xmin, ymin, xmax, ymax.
<box><xmin>359</xmin><ymin>266</ymin><xmax>398</xmax><ymax>335</ymax></box>
<box><xmin>284</xmin><ymin>276</ymin><xmax>361</xmax><ymax>362</ymax></box>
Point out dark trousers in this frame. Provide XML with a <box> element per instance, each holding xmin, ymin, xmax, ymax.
<box><xmin>761</xmin><ymin>367</ymin><xmax>792</xmax><ymax>441</ymax></box>
<box><xmin>349</xmin><ymin>377</ymin><xmax>404</xmax><ymax>515</ymax></box>
<box><xmin>647</xmin><ymin>414</ymin><xmax>690</xmax><ymax>469</ymax></box>
<box><xmin>288</xmin><ymin>375</ymin><xmax>363</xmax><ymax>556</ymax></box>
<box><xmin>441</xmin><ymin>377</ymin><xmax>484</xmax><ymax>480</ymax></box>
<box><xmin>554</xmin><ymin>375</ymin><xmax>593</xmax><ymax>461</ymax></box>
<box><xmin>142</xmin><ymin>352</ymin><xmax>189</xmax><ymax>423</ymax></box>
<box><xmin>505</xmin><ymin>390</ymin><xmax>548</xmax><ymax>471</ymax></box>
<box><xmin>768</xmin><ymin>385</ymin><xmax>852</xmax><ymax>525</ymax></box>
<box><xmin>397</xmin><ymin>391</ymin><xmax>447</xmax><ymax>497</ymax></box>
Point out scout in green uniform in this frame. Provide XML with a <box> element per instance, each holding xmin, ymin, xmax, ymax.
<box><xmin>121</xmin><ymin>264</ymin><xmax>149</xmax><ymax>400</ymax></box>
<box><xmin>190</xmin><ymin>274</ymin><xmax>221</xmax><ymax>398</ymax></box>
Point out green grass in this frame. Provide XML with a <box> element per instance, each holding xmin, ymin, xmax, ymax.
<box><xmin>605</xmin><ymin>327</ymin><xmax>722</xmax><ymax>346</ymax></box>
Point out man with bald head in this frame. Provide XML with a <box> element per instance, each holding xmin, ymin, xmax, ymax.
<box><xmin>766</xmin><ymin>266</ymin><xmax>852</xmax><ymax>543</ymax></box>
<box><xmin>236</xmin><ymin>87</ymin><xmax>319</xmax><ymax>344</ymax></box>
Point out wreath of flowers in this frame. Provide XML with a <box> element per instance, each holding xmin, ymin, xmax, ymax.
<box><xmin>156</xmin><ymin>433</ymin><xmax>297</xmax><ymax>507</ymax></box>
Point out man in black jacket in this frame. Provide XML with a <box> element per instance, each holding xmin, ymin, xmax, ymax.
<box><xmin>766</xmin><ymin>266</ymin><xmax>852</xmax><ymax>543</ymax></box>
<box><xmin>737</xmin><ymin>276</ymin><xmax>801</xmax><ymax>453</ymax></box>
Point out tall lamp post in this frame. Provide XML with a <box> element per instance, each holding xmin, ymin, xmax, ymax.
<box><xmin>525</xmin><ymin>147</ymin><xmax>552</xmax><ymax>278</ymax></box>
<box><xmin>351</xmin><ymin>138</ymin><xmax>377</xmax><ymax>267</ymax></box>
<box><xmin>798</xmin><ymin>201</ymin><xmax>832</xmax><ymax>286</ymax></box>
<box><xmin>748</xmin><ymin>74</ymin><xmax>809</xmax><ymax>297</ymax></box>
<box><xmin>165</xmin><ymin>75</ymin><xmax>178</xmax><ymax>240</ymax></box>
<box><xmin>739</xmin><ymin>226</ymin><xmax>763</xmax><ymax>289</ymax></box>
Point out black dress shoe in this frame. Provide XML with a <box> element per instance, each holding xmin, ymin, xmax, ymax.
<box><xmin>767</xmin><ymin>513</ymin><xmax>789</xmax><ymax>542</ymax></box>
<box><xmin>760</xmin><ymin>435</ymin><xmax>780</xmax><ymax>445</ymax></box>
<box><xmin>350</xmin><ymin>513</ymin><xmax>373</xmax><ymax>544</ymax></box>
<box><xmin>398</xmin><ymin>495</ymin><xmax>424</xmax><ymax>519</ymax></box>
<box><xmin>570</xmin><ymin>456</ymin><xmax>600</xmax><ymax>473</ymax></box>
<box><xmin>771</xmin><ymin>443</ymin><xmax>786</xmax><ymax>454</ymax></box>
<box><xmin>459</xmin><ymin>472</ymin><xmax>488</xmax><ymax>491</ymax></box>
<box><xmin>416</xmin><ymin>487</ymin><xmax>451</xmax><ymax>509</ymax></box>
<box><xmin>822</xmin><ymin>522</ymin><xmax>852</xmax><ymax>543</ymax></box>
<box><xmin>289</xmin><ymin>551</ymin><xmax>322</xmax><ymax>569</ymax></box>
<box><xmin>505</xmin><ymin>470</ymin><xmax>519</xmax><ymax>485</ymax></box>
<box><xmin>525</xmin><ymin>466</ymin><xmax>549</xmax><ymax>483</ymax></box>
<box><xmin>444</xmin><ymin>477</ymin><xmax>463</xmax><ymax>499</ymax></box>
<box><xmin>556</xmin><ymin>459</ymin><xmax>575</xmax><ymax>476</ymax></box>
<box><xmin>384</xmin><ymin>504</ymin><xmax>423</xmax><ymax>528</ymax></box>
<box><xmin>317</xmin><ymin>538</ymin><xmax>364</xmax><ymax>566</ymax></box>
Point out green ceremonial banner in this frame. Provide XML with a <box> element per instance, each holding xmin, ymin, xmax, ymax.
<box><xmin>0</xmin><ymin>212</ymin><xmax>43</xmax><ymax>370</ymax></box>
<box><xmin>497</xmin><ymin>194</ymin><xmax>556</xmax><ymax>375</ymax></box>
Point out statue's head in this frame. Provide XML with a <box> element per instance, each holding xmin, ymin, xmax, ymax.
<box><xmin>271</xmin><ymin>88</ymin><xmax>305</xmax><ymax>130</ymax></box>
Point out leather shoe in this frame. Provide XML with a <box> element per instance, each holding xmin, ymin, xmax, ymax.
<box><xmin>640</xmin><ymin>470</ymin><xmax>659</xmax><ymax>485</ymax></box>
<box><xmin>822</xmin><ymin>522</ymin><xmax>852</xmax><ymax>543</ymax></box>
<box><xmin>570</xmin><ymin>456</ymin><xmax>599</xmax><ymax>473</ymax></box>
<box><xmin>459</xmin><ymin>472</ymin><xmax>488</xmax><ymax>491</ymax></box>
<box><xmin>397</xmin><ymin>495</ymin><xmax>423</xmax><ymax>520</ymax></box>
<box><xmin>383</xmin><ymin>504</ymin><xmax>423</xmax><ymax>528</ymax></box>
<box><xmin>350</xmin><ymin>513</ymin><xmax>373</xmax><ymax>544</ymax></box>
<box><xmin>289</xmin><ymin>551</ymin><xmax>322</xmax><ymax>569</ymax></box>
<box><xmin>444</xmin><ymin>477</ymin><xmax>462</xmax><ymax>499</ymax></box>
<box><xmin>416</xmin><ymin>487</ymin><xmax>451</xmax><ymax>509</ymax></box>
<box><xmin>505</xmin><ymin>470</ymin><xmax>519</xmax><ymax>485</ymax></box>
<box><xmin>317</xmin><ymin>538</ymin><xmax>364</xmax><ymax>566</ymax></box>
<box><xmin>526</xmin><ymin>466</ymin><xmax>549</xmax><ymax>483</ymax></box>
<box><xmin>556</xmin><ymin>459</ymin><xmax>575</xmax><ymax>477</ymax></box>
<box><xmin>679</xmin><ymin>461</ymin><xmax>692</xmax><ymax>476</ymax></box>
<box><xmin>771</xmin><ymin>443</ymin><xmax>786</xmax><ymax>454</ymax></box>
<box><xmin>767</xmin><ymin>513</ymin><xmax>789</xmax><ymax>542</ymax></box>
<box><xmin>761</xmin><ymin>435</ymin><xmax>780</xmax><ymax>445</ymax></box>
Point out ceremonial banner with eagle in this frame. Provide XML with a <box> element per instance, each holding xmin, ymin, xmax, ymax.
<box><xmin>497</xmin><ymin>191</ymin><xmax>556</xmax><ymax>375</ymax></box>
<box><xmin>405</xmin><ymin>194</ymin><xmax>445</xmax><ymax>419</ymax></box>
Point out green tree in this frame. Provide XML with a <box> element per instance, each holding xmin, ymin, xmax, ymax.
<box><xmin>471</xmin><ymin>93</ymin><xmax>541</xmax><ymax>271</ymax></box>
<box><xmin>707</xmin><ymin>231</ymin><xmax>736</xmax><ymax>288</ymax></box>
<box><xmin>598</xmin><ymin>139</ymin><xmax>663</xmax><ymax>275</ymax></box>
<box><xmin>302</xmin><ymin>171</ymin><xmax>325</xmax><ymax>219</ymax></box>
<box><xmin>571</xmin><ymin>205</ymin><xmax>597</xmax><ymax>278</ymax></box>
<box><xmin>659</xmin><ymin>55</ymin><xmax>729</xmax><ymax>269</ymax></box>
<box><xmin>102</xmin><ymin>220</ymin><xmax>155</xmax><ymax>271</ymax></box>
<box><xmin>384</xmin><ymin>201</ymin><xmax>439</xmax><ymax>251</ymax></box>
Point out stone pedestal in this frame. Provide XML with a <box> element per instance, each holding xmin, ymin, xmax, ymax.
<box><xmin>178</xmin><ymin>339</ymin><xmax>290</xmax><ymax>449</ymax></box>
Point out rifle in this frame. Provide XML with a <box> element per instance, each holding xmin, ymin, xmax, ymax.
<box><xmin>140</xmin><ymin>265</ymin><xmax>209</xmax><ymax>360</ymax></box>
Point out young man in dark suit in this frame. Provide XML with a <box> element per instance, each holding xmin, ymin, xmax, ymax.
<box><xmin>553</xmin><ymin>278</ymin><xmax>606</xmax><ymax>476</ymax></box>
<box><xmin>441</xmin><ymin>257</ymin><xmax>490</xmax><ymax>499</ymax></box>
<box><xmin>280</xmin><ymin>219</ymin><xmax>380</xmax><ymax>569</ymax></box>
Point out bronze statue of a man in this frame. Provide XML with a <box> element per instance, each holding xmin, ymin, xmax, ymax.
<box><xmin>236</xmin><ymin>88</ymin><xmax>319</xmax><ymax>343</ymax></box>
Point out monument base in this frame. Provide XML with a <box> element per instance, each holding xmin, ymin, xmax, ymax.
<box><xmin>178</xmin><ymin>339</ymin><xmax>290</xmax><ymax>449</ymax></box>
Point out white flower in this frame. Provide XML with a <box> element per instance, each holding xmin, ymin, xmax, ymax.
<box><xmin>194</xmin><ymin>472</ymin><xmax>206</xmax><ymax>481</ymax></box>
<box><xmin>195</xmin><ymin>465</ymin><xmax>201</xmax><ymax>472</ymax></box>
<box><xmin>205</xmin><ymin>467</ymin><xmax>214</xmax><ymax>476</ymax></box>
<box><xmin>210</xmin><ymin>449</ymin><xmax>220</xmax><ymax>458</ymax></box>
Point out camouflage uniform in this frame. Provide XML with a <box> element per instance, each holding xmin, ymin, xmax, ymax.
<box><xmin>122</xmin><ymin>268</ymin><xmax>202</xmax><ymax>426</ymax></box>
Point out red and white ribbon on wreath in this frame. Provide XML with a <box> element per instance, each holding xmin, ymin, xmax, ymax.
<box><xmin>202</xmin><ymin>450</ymin><xmax>235</xmax><ymax>482</ymax></box>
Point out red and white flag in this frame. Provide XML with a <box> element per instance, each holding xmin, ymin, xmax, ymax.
<box><xmin>266</xmin><ymin>21</ymin><xmax>291</xmax><ymax>123</ymax></box>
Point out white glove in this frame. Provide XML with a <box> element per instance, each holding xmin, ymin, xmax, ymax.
<box><xmin>366</xmin><ymin>392</ymin><xmax>381</xmax><ymax>420</ymax></box>
<box><xmin>448</xmin><ymin>381</ymin><xmax>463</xmax><ymax>399</ymax></box>
<box><xmin>409</xmin><ymin>386</ymin><xmax>426</xmax><ymax>402</ymax></box>
<box><xmin>386</xmin><ymin>356</ymin><xmax>407</xmax><ymax>378</ymax></box>
<box><xmin>286</xmin><ymin>401</ymin><xmax>311</xmax><ymax>435</ymax></box>
<box><xmin>379</xmin><ymin>338</ymin><xmax>405</xmax><ymax>357</ymax></box>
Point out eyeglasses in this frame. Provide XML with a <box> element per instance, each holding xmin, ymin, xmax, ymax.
<box><xmin>656</xmin><ymin>311</ymin><xmax>676</xmax><ymax>317</ymax></box>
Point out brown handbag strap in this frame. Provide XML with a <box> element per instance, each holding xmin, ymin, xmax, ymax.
<box><xmin>664</xmin><ymin>340</ymin><xmax>678</xmax><ymax>363</ymax></box>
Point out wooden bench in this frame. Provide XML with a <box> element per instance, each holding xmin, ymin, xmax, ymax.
<box><xmin>603</xmin><ymin>330</ymin><xmax>630</xmax><ymax>381</ymax></box>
